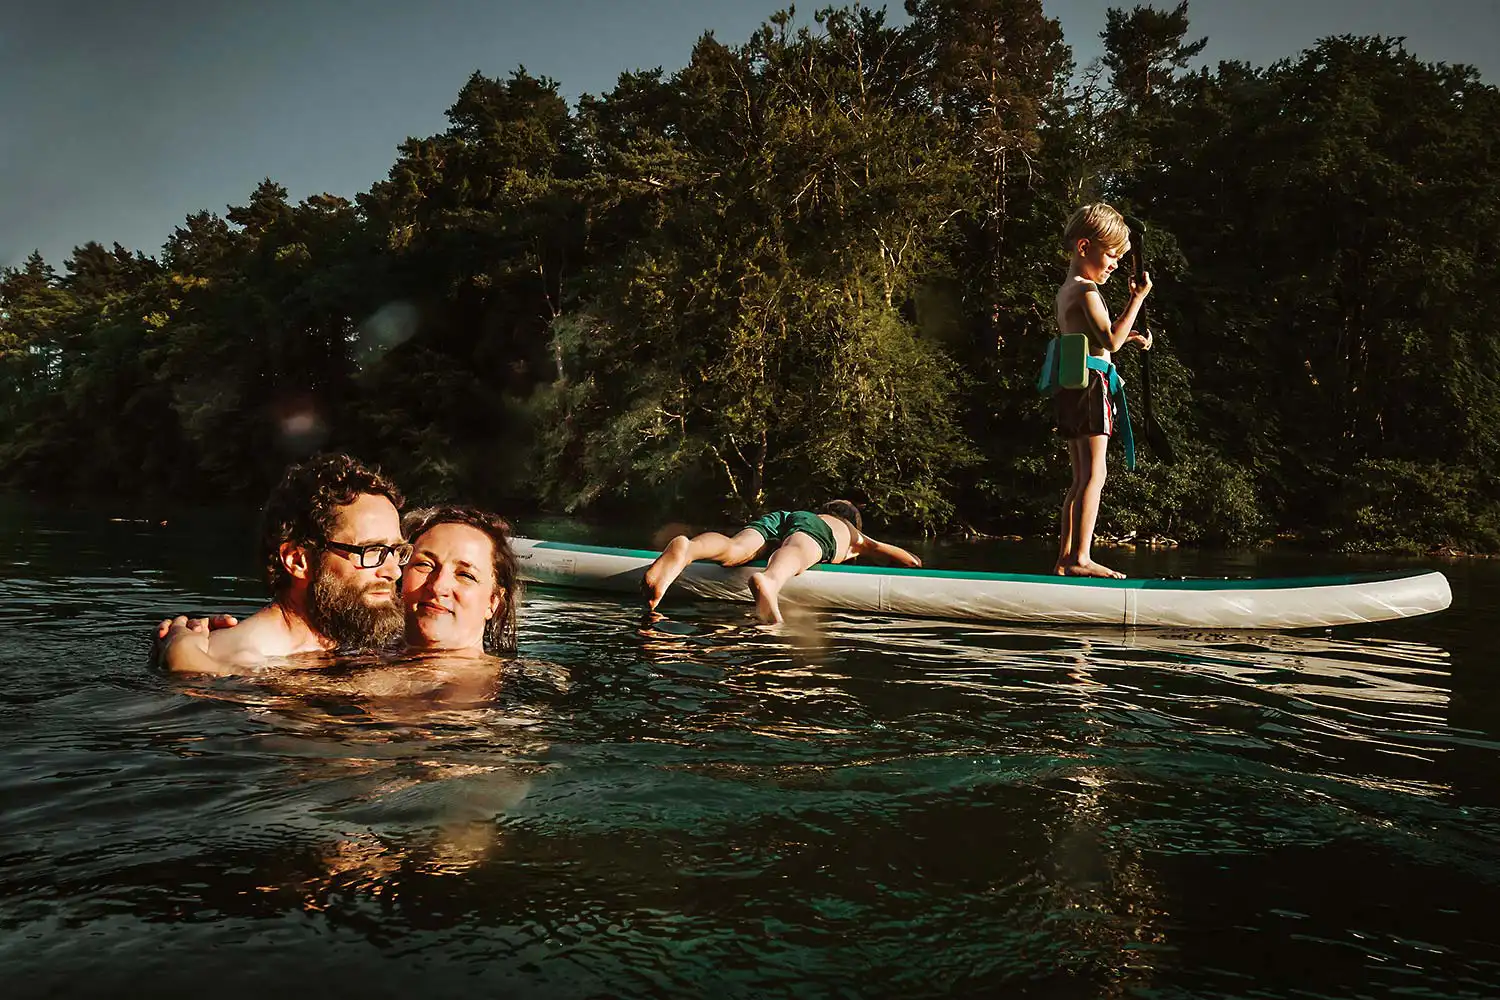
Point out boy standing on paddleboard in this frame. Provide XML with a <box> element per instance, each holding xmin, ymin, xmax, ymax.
<box><xmin>1039</xmin><ymin>203</ymin><xmax>1153</xmax><ymax>578</ymax></box>
<box><xmin>641</xmin><ymin>501</ymin><xmax>921</xmax><ymax>624</ymax></box>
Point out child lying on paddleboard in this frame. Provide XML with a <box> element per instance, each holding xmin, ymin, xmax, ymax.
<box><xmin>641</xmin><ymin>500</ymin><xmax>921</xmax><ymax>624</ymax></box>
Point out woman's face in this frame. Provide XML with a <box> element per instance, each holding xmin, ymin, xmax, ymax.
<box><xmin>401</xmin><ymin>522</ymin><xmax>500</xmax><ymax>653</ymax></box>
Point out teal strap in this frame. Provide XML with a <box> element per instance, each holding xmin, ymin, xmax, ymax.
<box><xmin>1086</xmin><ymin>356</ymin><xmax>1135</xmax><ymax>471</ymax></box>
<box><xmin>1037</xmin><ymin>339</ymin><xmax>1060</xmax><ymax>394</ymax></box>
<box><xmin>1037</xmin><ymin>345</ymin><xmax>1136</xmax><ymax>471</ymax></box>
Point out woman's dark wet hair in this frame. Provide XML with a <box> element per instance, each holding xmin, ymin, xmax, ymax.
<box><xmin>820</xmin><ymin>499</ymin><xmax>863</xmax><ymax>534</ymax></box>
<box><xmin>260</xmin><ymin>453</ymin><xmax>403</xmax><ymax>596</ymax></box>
<box><xmin>401</xmin><ymin>504</ymin><xmax>521</xmax><ymax>655</ymax></box>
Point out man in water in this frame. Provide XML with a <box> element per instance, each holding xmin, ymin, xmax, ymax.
<box><xmin>157</xmin><ymin>453</ymin><xmax>410</xmax><ymax>674</ymax></box>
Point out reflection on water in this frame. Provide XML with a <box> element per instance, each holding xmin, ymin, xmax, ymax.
<box><xmin>153</xmin><ymin>652</ymin><xmax>572</xmax><ymax>916</ymax></box>
<box><xmin>2</xmin><ymin>499</ymin><xmax>1500</xmax><ymax>997</ymax></box>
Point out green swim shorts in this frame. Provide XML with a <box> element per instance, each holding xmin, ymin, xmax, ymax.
<box><xmin>739</xmin><ymin>510</ymin><xmax>838</xmax><ymax>564</ymax></box>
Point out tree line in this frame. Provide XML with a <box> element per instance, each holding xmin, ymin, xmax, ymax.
<box><xmin>4</xmin><ymin>1</ymin><xmax>1498</xmax><ymax>553</ymax></box>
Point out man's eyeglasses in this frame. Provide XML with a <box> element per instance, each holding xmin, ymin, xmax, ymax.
<box><xmin>320</xmin><ymin>540</ymin><xmax>415</xmax><ymax>568</ymax></box>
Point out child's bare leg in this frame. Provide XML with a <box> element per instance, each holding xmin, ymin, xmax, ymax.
<box><xmin>1073</xmin><ymin>435</ymin><xmax>1118</xmax><ymax>575</ymax></box>
<box><xmin>1055</xmin><ymin>439</ymin><xmax>1087</xmax><ymax>572</ymax></box>
<box><xmin>1058</xmin><ymin>435</ymin><xmax>1124</xmax><ymax>579</ymax></box>
<box><xmin>642</xmin><ymin>529</ymin><xmax>767</xmax><ymax>608</ymax></box>
<box><xmin>748</xmin><ymin>533</ymin><xmax>822</xmax><ymax>624</ymax></box>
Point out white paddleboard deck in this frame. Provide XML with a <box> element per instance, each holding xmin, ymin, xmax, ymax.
<box><xmin>513</xmin><ymin>538</ymin><xmax>1451</xmax><ymax>629</ymax></box>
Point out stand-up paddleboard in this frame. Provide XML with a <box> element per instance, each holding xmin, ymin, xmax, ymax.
<box><xmin>513</xmin><ymin>538</ymin><xmax>1451</xmax><ymax>629</ymax></box>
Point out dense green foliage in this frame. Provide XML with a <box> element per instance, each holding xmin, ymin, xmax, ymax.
<box><xmin>4</xmin><ymin>1</ymin><xmax>1498</xmax><ymax>551</ymax></box>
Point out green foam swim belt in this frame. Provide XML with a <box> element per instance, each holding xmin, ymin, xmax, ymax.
<box><xmin>1059</xmin><ymin>333</ymin><xmax>1090</xmax><ymax>390</ymax></box>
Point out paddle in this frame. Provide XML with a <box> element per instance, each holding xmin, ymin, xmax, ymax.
<box><xmin>1125</xmin><ymin>217</ymin><xmax>1176</xmax><ymax>465</ymax></box>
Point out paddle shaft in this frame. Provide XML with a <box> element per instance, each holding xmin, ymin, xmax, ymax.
<box><xmin>1126</xmin><ymin>218</ymin><xmax>1176</xmax><ymax>464</ymax></box>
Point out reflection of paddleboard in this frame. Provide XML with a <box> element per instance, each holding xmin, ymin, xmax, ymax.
<box><xmin>513</xmin><ymin>538</ymin><xmax>1452</xmax><ymax>630</ymax></box>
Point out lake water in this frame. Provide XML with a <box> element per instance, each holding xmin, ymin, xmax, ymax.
<box><xmin>3</xmin><ymin>496</ymin><xmax>1499</xmax><ymax>998</ymax></box>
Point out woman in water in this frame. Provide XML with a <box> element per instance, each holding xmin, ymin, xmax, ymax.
<box><xmin>398</xmin><ymin>504</ymin><xmax>521</xmax><ymax>657</ymax></box>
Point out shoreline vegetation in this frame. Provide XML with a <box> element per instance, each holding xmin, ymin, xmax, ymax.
<box><xmin>3</xmin><ymin>1</ymin><xmax>1498</xmax><ymax>555</ymax></box>
<box><xmin>12</xmin><ymin>487</ymin><xmax>1491</xmax><ymax>562</ymax></box>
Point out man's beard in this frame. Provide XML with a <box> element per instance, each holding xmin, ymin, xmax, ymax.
<box><xmin>306</xmin><ymin>564</ymin><xmax>404</xmax><ymax>651</ymax></box>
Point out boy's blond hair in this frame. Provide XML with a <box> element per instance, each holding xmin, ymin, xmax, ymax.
<box><xmin>1063</xmin><ymin>203</ymin><xmax>1129</xmax><ymax>255</ymax></box>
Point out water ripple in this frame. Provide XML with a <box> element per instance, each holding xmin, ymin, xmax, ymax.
<box><xmin>2</xmin><ymin>509</ymin><xmax>1499</xmax><ymax>997</ymax></box>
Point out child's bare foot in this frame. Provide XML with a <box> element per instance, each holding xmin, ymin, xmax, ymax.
<box><xmin>1055</xmin><ymin>559</ymin><xmax>1126</xmax><ymax>579</ymax></box>
<box><xmin>641</xmin><ymin>536</ymin><xmax>692</xmax><ymax>609</ymax></box>
<box><xmin>748</xmin><ymin>572</ymin><xmax>784</xmax><ymax>624</ymax></box>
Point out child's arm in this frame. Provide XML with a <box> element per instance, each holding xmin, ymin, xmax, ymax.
<box><xmin>850</xmin><ymin>534</ymin><xmax>923</xmax><ymax>568</ymax></box>
<box><xmin>1081</xmin><ymin>271</ymin><xmax>1153</xmax><ymax>352</ymax></box>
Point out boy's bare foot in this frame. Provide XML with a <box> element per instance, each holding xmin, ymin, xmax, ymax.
<box><xmin>1055</xmin><ymin>559</ymin><xmax>1126</xmax><ymax>579</ymax></box>
<box><xmin>641</xmin><ymin>536</ymin><xmax>693</xmax><ymax>609</ymax></box>
<box><xmin>748</xmin><ymin>572</ymin><xmax>784</xmax><ymax>624</ymax></box>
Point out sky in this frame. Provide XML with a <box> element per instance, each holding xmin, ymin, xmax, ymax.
<box><xmin>4</xmin><ymin>0</ymin><xmax>1498</xmax><ymax>271</ymax></box>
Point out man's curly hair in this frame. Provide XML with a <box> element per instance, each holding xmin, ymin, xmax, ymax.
<box><xmin>259</xmin><ymin>454</ymin><xmax>404</xmax><ymax>594</ymax></box>
<box><xmin>402</xmin><ymin>504</ymin><xmax>522</xmax><ymax>655</ymax></box>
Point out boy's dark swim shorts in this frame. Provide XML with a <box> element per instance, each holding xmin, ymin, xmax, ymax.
<box><xmin>1053</xmin><ymin>369</ymin><xmax>1115</xmax><ymax>440</ymax></box>
<box><xmin>739</xmin><ymin>510</ymin><xmax>838</xmax><ymax>564</ymax></box>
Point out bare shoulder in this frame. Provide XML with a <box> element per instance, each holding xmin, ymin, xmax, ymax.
<box><xmin>1058</xmin><ymin>276</ymin><xmax>1098</xmax><ymax>306</ymax></box>
<box><xmin>159</xmin><ymin>624</ymin><xmax>260</xmax><ymax>675</ymax></box>
<box><xmin>204</xmin><ymin>607</ymin><xmax>296</xmax><ymax>663</ymax></box>
<box><xmin>1056</xmin><ymin>277</ymin><xmax>1100</xmax><ymax>331</ymax></box>
<box><xmin>1077</xmin><ymin>280</ymin><xmax>1105</xmax><ymax>312</ymax></box>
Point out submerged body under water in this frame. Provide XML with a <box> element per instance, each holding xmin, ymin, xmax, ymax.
<box><xmin>2</xmin><ymin>498</ymin><xmax>1498</xmax><ymax>998</ymax></box>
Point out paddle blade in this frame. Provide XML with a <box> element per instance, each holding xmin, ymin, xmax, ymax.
<box><xmin>1140</xmin><ymin>348</ymin><xmax>1177</xmax><ymax>465</ymax></box>
<box><xmin>1144</xmin><ymin>411</ymin><xmax>1177</xmax><ymax>465</ymax></box>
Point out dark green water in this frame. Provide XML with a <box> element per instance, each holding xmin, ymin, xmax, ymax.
<box><xmin>3</xmin><ymin>496</ymin><xmax>1499</xmax><ymax>998</ymax></box>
